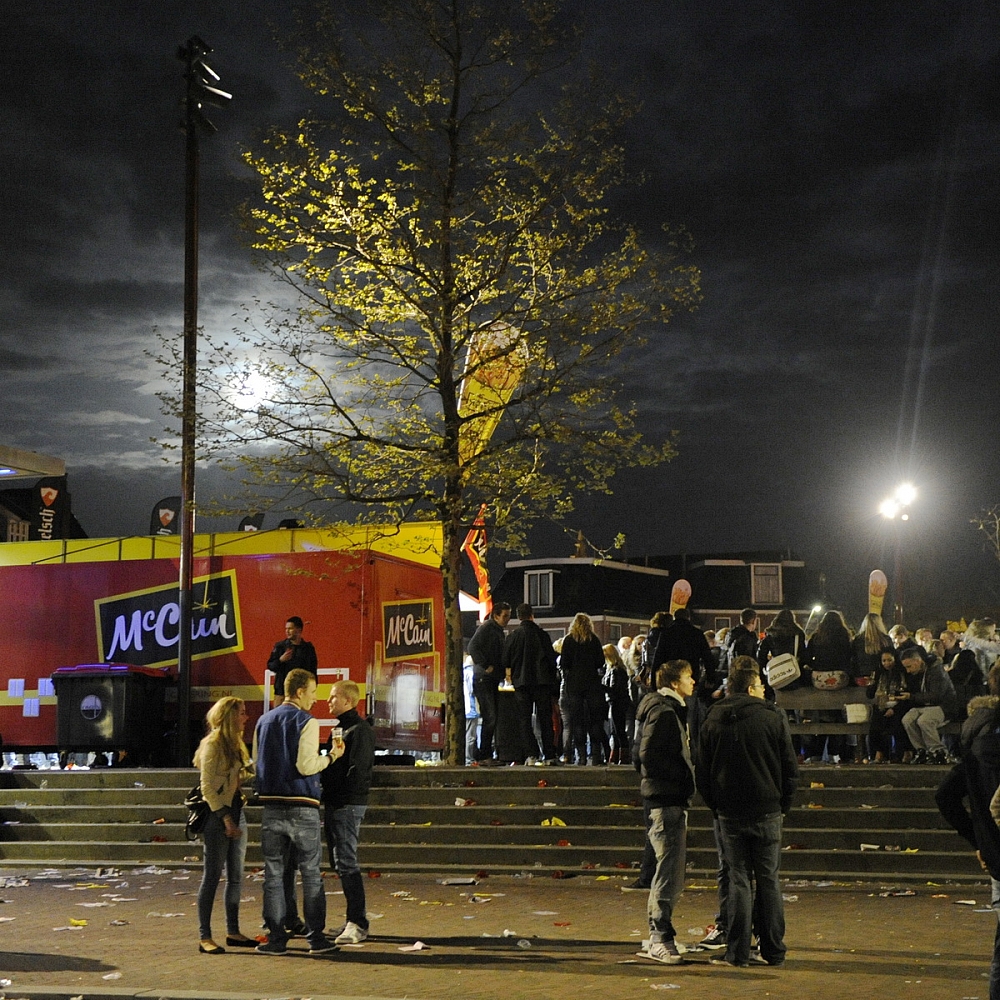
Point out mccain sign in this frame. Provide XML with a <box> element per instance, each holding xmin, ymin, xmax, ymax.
<box><xmin>94</xmin><ymin>570</ymin><xmax>244</xmax><ymax>667</ymax></box>
<box><xmin>382</xmin><ymin>599</ymin><xmax>434</xmax><ymax>662</ymax></box>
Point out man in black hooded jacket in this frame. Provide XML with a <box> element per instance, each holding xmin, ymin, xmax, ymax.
<box><xmin>697</xmin><ymin>656</ymin><xmax>798</xmax><ymax>968</ymax></box>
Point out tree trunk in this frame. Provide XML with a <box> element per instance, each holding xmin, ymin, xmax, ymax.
<box><xmin>440</xmin><ymin>513</ymin><xmax>466</xmax><ymax>766</ymax></box>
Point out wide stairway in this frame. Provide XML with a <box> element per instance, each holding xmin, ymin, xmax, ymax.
<box><xmin>0</xmin><ymin>763</ymin><xmax>984</xmax><ymax>884</ymax></box>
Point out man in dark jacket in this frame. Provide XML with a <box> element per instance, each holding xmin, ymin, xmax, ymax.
<box><xmin>898</xmin><ymin>647</ymin><xmax>958</xmax><ymax>765</ymax></box>
<box><xmin>653</xmin><ymin>608</ymin><xmax>714</xmax><ymax>683</ymax></box>
<box><xmin>635</xmin><ymin>660</ymin><xmax>696</xmax><ymax>965</ymax></box>
<box><xmin>723</xmin><ymin>609</ymin><xmax>760</xmax><ymax>670</ymax></box>
<box><xmin>697</xmin><ymin>656</ymin><xmax>798</xmax><ymax>968</ymax></box>
<box><xmin>653</xmin><ymin>608</ymin><xmax>715</xmax><ymax>751</ymax></box>
<box><xmin>267</xmin><ymin>616</ymin><xmax>318</xmax><ymax>708</ymax></box>
<box><xmin>502</xmin><ymin>603</ymin><xmax>560</xmax><ymax>764</ymax></box>
<box><xmin>467</xmin><ymin>602</ymin><xmax>512</xmax><ymax>762</ymax></box>
<box><xmin>322</xmin><ymin>679</ymin><xmax>376</xmax><ymax>945</ymax></box>
<box><xmin>935</xmin><ymin>719</ymin><xmax>1000</xmax><ymax>998</ymax></box>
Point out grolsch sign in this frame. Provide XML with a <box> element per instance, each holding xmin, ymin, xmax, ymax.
<box><xmin>29</xmin><ymin>476</ymin><xmax>70</xmax><ymax>540</ymax></box>
<box><xmin>383</xmin><ymin>600</ymin><xmax>434</xmax><ymax>661</ymax></box>
<box><xmin>95</xmin><ymin>570</ymin><xmax>243</xmax><ymax>667</ymax></box>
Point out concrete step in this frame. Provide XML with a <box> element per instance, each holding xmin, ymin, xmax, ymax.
<box><xmin>0</xmin><ymin>764</ymin><xmax>981</xmax><ymax>883</ymax></box>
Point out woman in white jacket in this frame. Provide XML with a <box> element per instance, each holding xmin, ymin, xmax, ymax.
<box><xmin>194</xmin><ymin>696</ymin><xmax>254</xmax><ymax>954</ymax></box>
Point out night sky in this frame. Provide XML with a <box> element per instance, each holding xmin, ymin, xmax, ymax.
<box><xmin>2</xmin><ymin>1</ymin><xmax>998</xmax><ymax>625</ymax></box>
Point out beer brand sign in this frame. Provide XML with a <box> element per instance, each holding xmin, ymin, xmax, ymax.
<box><xmin>94</xmin><ymin>570</ymin><xmax>243</xmax><ymax>667</ymax></box>
<box><xmin>382</xmin><ymin>599</ymin><xmax>434</xmax><ymax>661</ymax></box>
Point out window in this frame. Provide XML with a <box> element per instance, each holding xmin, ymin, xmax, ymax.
<box><xmin>524</xmin><ymin>570</ymin><xmax>554</xmax><ymax>609</ymax></box>
<box><xmin>6</xmin><ymin>519</ymin><xmax>29</xmax><ymax>542</ymax></box>
<box><xmin>609</xmin><ymin>623</ymin><xmax>622</xmax><ymax>642</ymax></box>
<box><xmin>751</xmin><ymin>563</ymin><xmax>782</xmax><ymax>605</ymax></box>
<box><xmin>714</xmin><ymin>616</ymin><xmax>732</xmax><ymax>631</ymax></box>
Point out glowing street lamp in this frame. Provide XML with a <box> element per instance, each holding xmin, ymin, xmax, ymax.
<box><xmin>879</xmin><ymin>483</ymin><xmax>916</xmax><ymax>624</ymax></box>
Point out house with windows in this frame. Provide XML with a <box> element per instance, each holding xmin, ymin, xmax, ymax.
<box><xmin>487</xmin><ymin>550</ymin><xmax>822</xmax><ymax>643</ymax></box>
<box><xmin>492</xmin><ymin>557</ymin><xmax>673</xmax><ymax>643</ymax></box>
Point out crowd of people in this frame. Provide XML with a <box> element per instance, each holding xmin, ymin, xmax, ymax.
<box><xmin>466</xmin><ymin>601</ymin><xmax>1000</xmax><ymax>769</ymax></box>
<box><xmin>464</xmin><ymin>601</ymin><xmax>1000</xmax><ymax>980</ymax></box>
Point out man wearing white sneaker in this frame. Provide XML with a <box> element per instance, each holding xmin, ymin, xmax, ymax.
<box><xmin>321</xmin><ymin>679</ymin><xmax>376</xmax><ymax>946</ymax></box>
<box><xmin>636</xmin><ymin>660</ymin><xmax>697</xmax><ymax>965</ymax></box>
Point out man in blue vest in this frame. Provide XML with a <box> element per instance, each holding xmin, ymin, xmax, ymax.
<box><xmin>253</xmin><ymin>668</ymin><xmax>344</xmax><ymax>955</ymax></box>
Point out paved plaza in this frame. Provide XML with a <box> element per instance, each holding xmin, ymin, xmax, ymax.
<box><xmin>0</xmin><ymin>867</ymin><xmax>996</xmax><ymax>1000</ymax></box>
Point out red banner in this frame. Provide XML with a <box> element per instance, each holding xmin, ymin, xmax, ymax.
<box><xmin>461</xmin><ymin>504</ymin><xmax>492</xmax><ymax>621</ymax></box>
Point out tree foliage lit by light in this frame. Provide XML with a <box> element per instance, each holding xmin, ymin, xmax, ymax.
<box><xmin>189</xmin><ymin>0</ymin><xmax>701</xmax><ymax>762</ymax></box>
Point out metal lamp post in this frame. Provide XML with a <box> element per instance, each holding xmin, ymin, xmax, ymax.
<box><xmin>175</xmin><ymin>37</ymin><xmax>230</xmax><ymax>765</ymax></box>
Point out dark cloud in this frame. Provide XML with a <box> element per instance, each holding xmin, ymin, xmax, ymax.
<box><xmin>2</xmin><ymin>0</ymin><xmax>999</xmax><ymax>624</ymax></box>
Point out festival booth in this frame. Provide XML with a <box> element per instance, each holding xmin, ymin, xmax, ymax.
<box><xmin>0</xmin><ymin>524</ymin><xmax>446</xmax><ymax>756</ymax></box>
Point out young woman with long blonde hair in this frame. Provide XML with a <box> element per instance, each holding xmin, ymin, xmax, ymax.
<box><xmin>194</xmin><ymin>696</ymin><xmax>254</xmax><ymax>954</ymax></box>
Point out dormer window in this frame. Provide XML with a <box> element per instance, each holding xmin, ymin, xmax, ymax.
<box><xmin>524</xmin><ymin>569</ymin><xmax>555</xmax><ymax>609</ymax></box>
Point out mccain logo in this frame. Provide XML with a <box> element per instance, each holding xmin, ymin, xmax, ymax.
<box><xmin>383</xmin><ymin>600</ymin><xmax>434</xmax><ymax>661</ymax></box>
<box><xmin>95</xmin><ymin>570</ymin><xmax>243</xmax><ymax>667</ymax></box>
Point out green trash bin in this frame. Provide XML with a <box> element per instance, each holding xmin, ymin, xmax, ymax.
<box><xmin>51</xmin><ymin>663</ymin><xmax>171</xmax><ymax>764</ymax></box>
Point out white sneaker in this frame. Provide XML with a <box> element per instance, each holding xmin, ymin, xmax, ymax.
<box><xmin>640</xmin><ymin>941</ymin><xmax>683</xmax><ymax>965</ymax></box>
<box><xmin>334</xmin><ymin>921</ymin><xmax>369</xmax><ymax>945</ymax></box>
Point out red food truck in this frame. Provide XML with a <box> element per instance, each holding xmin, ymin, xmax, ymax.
<box><xmin>0</xmin><ymin>524</ymin><xmax>446</xmax><ymax>755</ymax></box>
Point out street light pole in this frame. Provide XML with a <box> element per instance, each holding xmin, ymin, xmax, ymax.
<box><xmin>879</xmin><ymin>483</ymin><xmax>916</xmax><ymax>626</ymax></box>
<box><xmin>175</xmin><ymin>37</ymin><xmax>230</xmax><ymax>766</ymax></box>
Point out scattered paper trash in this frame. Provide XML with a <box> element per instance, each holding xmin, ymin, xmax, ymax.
<box><xmin>534</xmin><ymin>910</ymin><xmax>558</xmax><ymax>916</ymax></box>
<box><xmin>782</xmin><ymin>894</ymin><xmax>798</xmax><ymax>902</ymax></box>
<box><xmin>860</xmin><ymin>843</ymin><xmax>880</xmax><ymax>851</ymax></box>
<box><xmin>516</xmin><ymin>938</ymin><xmax>532</xmax><ymax>949</ymax></box>
<box><xmin>438</xmin><ymin>877</ymin><xmax>477</xmax><ymax>885</ymax></box>
<box><xmin>398</xmin><ymin>940</ymin><xmax>430</xmax><ymax>951</ymax></box>
<box><xmin>650</xmin><ymin>985</ymin><xmax>681</xmax><ymax>991</ymax></box>
<box><xmin>0</xmin><ymin>978</ymin><xmax>12</xmax><ymax>988</ymax></box>
<box><xmin>110</xmin><ymin>919</ymin><xmax>130</xmax><ymax>926</ymax></box>
<box><xmin>102</xmin><ymin>972</ymin><xmax>122</xmax><ymax>980</ymax></box>
<box><xmin>955</xmin><ymin>900</ymin><xmax>978</xmax><ymax>906</ymax></box>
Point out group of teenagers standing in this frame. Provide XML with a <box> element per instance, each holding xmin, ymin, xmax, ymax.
<box><xmin>468</xmin><ymin>601</ymin><xmax>690</xmax><ymax>766</ymax></box>
<box><xmin>467</xmin><ymin>600</ymin><xmax>798</xmax><ymax>968</ymax></box>
<box><xmin>192</xmin><ymin>616</ymin><xmax>375</xmax><ymax>957</ymax></box>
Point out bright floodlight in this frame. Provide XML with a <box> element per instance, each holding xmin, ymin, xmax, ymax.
<box><xmin>812</xmin><ymin>605</ymin><xmax>822</xmax><ymax>613</ymax></box>
<box><xmin>896</xmin><ymin>483</ymin><xmax>917</xmax><ymax>506</ymax></box>
<box><xmin>879</xmin><ymin>498</ymin><xmax>899</xmax><ymax>519</ymax></box>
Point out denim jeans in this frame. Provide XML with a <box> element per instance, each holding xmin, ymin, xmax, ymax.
<box><xmin>647</xmin><ymin>805</ymin><xmax>687</xmax><ymax>943</ymax></box>
<box><xmin>711</xmin><ymin>815</ymin><xmax>731</xmax><ymax>933</ymax></box>
<box><xmin>514</xmin><ymin>685</ymin><xmax>557</xmax><ymax>760</ymax></box>
<box><xmin>717</xmin><ymin>812</ymin><xmax>785</xmax><ymax>965</ymax></box>
<box><xmin>638</xmin><ymin>800</ymin><xmax>656</xmax><ymax>885</ymax></box>
<box><xmin>261</xmin><ymin>804</ymin><xmax>326</xmax><ymax>947</ymax></box>
<box><xmin>197</xmin><ymin>809</ymin><xmax>247</xmax><ymax>940</ymax></box>
<box><xmin>472</xmin><ymin>676</ymin><xmax>499</xmax><ymax>759</ymax></box>
<box><xmin>326</xmin><ymin>803</ymin><xmax>368</xmax><ymax>929</ymax></box>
